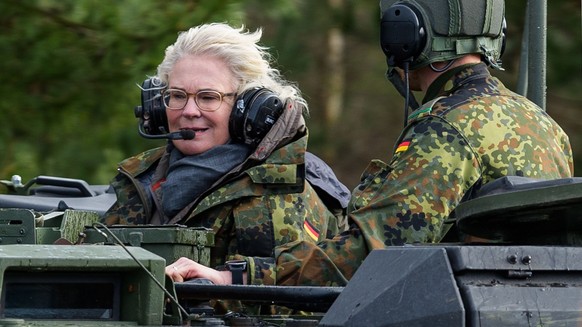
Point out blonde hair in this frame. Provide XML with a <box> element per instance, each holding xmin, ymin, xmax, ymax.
<box><xmin>157</xmin><ymin>23</ymin><xmax>307</xmax><ymax>112</ymax></box>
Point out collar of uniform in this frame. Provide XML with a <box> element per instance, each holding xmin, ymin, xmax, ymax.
<box><xmin>422</xmin><ymin>62</ymin><xmax>485</xmax><ymax>104</ymax></box>
<box><xmin>186</xmin><ymin>161</ymin><xmax>305</xmax><ymax>220</ymax></box>
<box><xmin>172</xmin><ymin>134</ymin><xmax>307</xmax><ymax>223</ymax></box>
<box><xmin>240</xmin><ymin>133</ymin><xmax>307</xmax><ymax>185</ymax></box>
<box><xmin>118</xmin><ymin>146</ymin><xmax>166</xmax><ymax>177</ymax></box>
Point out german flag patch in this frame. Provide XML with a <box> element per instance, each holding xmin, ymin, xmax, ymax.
<box><xmin>395</xmin><ymin>140</ymin><xmax>411</xmax><ymax>154</ymax></box>
<box><xmin>304</xmin><ymin>219</ymin><xmax>320</xmax><ymax>241</ymax></box>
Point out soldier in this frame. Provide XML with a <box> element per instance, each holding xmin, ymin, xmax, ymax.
<box><xmin>167</xmin><ymin>0</ymin><xmax>573</xmax><ymax>286</ymax></box>
<box><xmin>100</xmin><ymin>23</ymin><xmax>350</xmax><ymax>296</ymax></box>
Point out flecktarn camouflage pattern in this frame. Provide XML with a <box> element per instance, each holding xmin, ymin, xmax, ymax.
<box><xmin>101</xmin><ymin>100</ymin><xmax>344</xmax><ymax>291</ymax></box>
<box><xmin>273</xmin><ymin>63</ymin><xmax>573</xmax><ymax>286</ymax></box>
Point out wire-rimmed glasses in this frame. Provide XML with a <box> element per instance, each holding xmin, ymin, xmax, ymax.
<box><xmin>162</xmin><ymin>89</ymin><xmax>236</xmax><ymax>112</ymax></box>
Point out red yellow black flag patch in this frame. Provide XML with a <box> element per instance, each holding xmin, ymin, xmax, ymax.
<box><xmin>304</xmin><ymin>219</ymin><xmax>320</xmax><ymax>241</ymax></box>
<box><xmin>395</xmin><ymin>140</ymin><xmax>411</xmax><ymax>154</ymax></box>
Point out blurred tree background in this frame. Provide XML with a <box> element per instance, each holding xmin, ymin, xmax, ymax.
<box><xmin>1</xmin><ymin>0</ymin><xmax>581</xmax><ymax>191</ymax></box>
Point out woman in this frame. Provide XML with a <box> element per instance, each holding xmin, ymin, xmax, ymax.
<box><xmin>101</xmin><ymin>23</ymin><xmax>349</xmax><ymax>290</ymax></box>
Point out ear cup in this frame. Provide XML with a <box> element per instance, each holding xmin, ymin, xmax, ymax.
<box><xmin>380</xmin><ymin>3</ymin><xmax>427</xmax><ymax>68</ymax></box>
<box><xmin>229</xmin><ymin>87</ymin><xmax>284</xmax><ymax>146</ymax></box>
<box><xmin>135</xmin><ymin>77</ymin><xmax>169</xmax><ymax>136</ymax></box>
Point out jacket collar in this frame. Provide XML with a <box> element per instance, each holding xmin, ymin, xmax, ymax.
<box><xmin>423</xmin><ymin>62</ymin><xmax>488</xmax><ymax>103</ymax></box>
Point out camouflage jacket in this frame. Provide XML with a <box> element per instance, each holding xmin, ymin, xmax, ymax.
<box><xmin>102</xmin><ymin>101</ymin><xmax>343</xmax><ymax>286</ymax></box>
<box><xmin>274</xmin><ymin>63</ymin><xmax>574</xmax><ymax>286</ymax></box>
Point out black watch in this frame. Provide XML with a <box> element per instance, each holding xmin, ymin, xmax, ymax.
<box><xmin>224</xmin><ymin>260</ymin><xmax>247</xmax><ymax>285</ymax></box>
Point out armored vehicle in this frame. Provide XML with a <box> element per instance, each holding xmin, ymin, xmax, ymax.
<box><xmin>1</xmin><ymin>1</ymin><xmax>580</xmax><ymax>326</ymax></box>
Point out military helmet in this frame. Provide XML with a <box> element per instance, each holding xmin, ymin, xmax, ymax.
<box><xmin>379</xmin><ymin>0</ymin><xmax>506</xmax><ymax>70</ymax></box>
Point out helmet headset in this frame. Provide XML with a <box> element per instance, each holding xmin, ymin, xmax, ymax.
<box><xmin>379</xmin><ymin>0</ymin><xmax>506</xmax><ymax>124</ymax></box>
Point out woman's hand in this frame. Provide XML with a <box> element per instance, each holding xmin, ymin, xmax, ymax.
<box><xmin>166</xmin><ymin>257</ymin><xmax>232</xmax><ymax>285</ymax></box>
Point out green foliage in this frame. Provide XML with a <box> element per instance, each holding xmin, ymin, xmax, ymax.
<box><xmin>0</xmin><ymin>0</ymin><xmax>251</xmax><ymax>184</ymax></box>
<box><xmin>0</xmin><ymin>0</ymin><xmax>580</xmax><ymax>189</ymax></box>
<box><xmin>546</xmin><ymin>0</ymin><xmax>582</xmax><ymax>94</ymax></box>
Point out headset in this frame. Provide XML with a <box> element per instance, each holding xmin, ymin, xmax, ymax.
<box><xmin>380</xmin><ymin>2</ymin><xmax>426</xmax><ymax>69</ymax></box>
<box><xmin>229</xmin><ymin>87</ymin><xmax>284</xmax><ymax>145</ymax></box>
<box><xmin>379</xmin><ymin>2</ymin><xmax>426</xmax><ymax>125</ymax></box>
<box><xmin>379</xmin><ymin>0</ymin><xmax>506</xmax><ymax>125</ymax></box>
<box><xmin>380</xmin><ymin>0</ymin><xmax>506</xmax><ymax>70</ymax></box>
<box><xmin>134</xmin><ymin>77</ymin><xmax>284</xmax><ymax>146</ymax></box>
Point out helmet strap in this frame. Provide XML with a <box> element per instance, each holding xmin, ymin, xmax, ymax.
<box><xmin>430</xmin><ymin>59</ymin><xmax>457</xmax><ymax>73</ymax></box>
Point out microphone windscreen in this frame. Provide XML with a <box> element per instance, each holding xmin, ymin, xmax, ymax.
<box><xmin>179</xmin><ymin>130</ymin><xmax>196</xmax><ymax>140</ymax></box>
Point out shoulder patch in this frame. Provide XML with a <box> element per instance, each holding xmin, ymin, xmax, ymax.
<box><xmin>395</xmin><ymin>140</ymin><xmax>411</xmax><ymax>154</ymax></box>
<box><xmin>303</xmin><ymin>219</ymin><xmax>320</xmax><ymax>241</ymax></box>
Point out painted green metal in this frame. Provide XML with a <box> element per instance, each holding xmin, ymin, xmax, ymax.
<box><xmin>0</xmin><ymin>244</ymin><xmax>166</xmax><ymax>326</ymax></box>
<box><xmin>527</xmin><ymin>0</ymin><xmax>547</xmax><ymax>110</ymax></box>
<box><xmin>83</xmin><ymin>225</ymin><xmax>214</xmax><ymax>267</ymax></box>
<box><xmin>516</xmin><ymin>0</ymin><xmax>548</xmax><ymax>111</ymax></box>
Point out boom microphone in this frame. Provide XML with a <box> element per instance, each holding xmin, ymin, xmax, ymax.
<box><xmin>171</xmin><ymin>130</ymin><xmax>196</xmax><ymax>140</ymax></box>
<box><xmin>137</xmin><ymin>125</ymin><xmax>196</xmax><ymax>140</ymax></box>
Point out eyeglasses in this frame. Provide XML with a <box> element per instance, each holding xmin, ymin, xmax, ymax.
<box><xmin>162</xmin><ymin>89</ymin><xmax>236</xmax><ymax>112</ymax></box>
